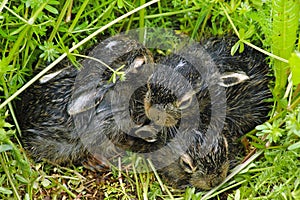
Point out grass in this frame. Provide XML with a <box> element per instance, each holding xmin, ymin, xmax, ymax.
<box><xmin>0</xmin><ymin>0</ymin><xmax>300</xmax><ymax>199</ymax></box>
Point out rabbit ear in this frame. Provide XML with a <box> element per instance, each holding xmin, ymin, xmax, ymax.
<box><xmin>125</xmin><ymin>55</ymin><xmax>150</xmax><ymax>74</ymax></box>
<box><xmin>67</xmin><ymin>83</ymin><xmax>113</xmax><ymax>115</ymax></box>
<box><xmin>130</xmin><ymin>56</ymin><xmax>145</xmax><ymax>69</ymax></box>
<box><xmin>134</xmin><ymin>125</ymin><xmax>158</xmax><ymax>142</ymax></box>
<box><xmin>180</xmin><ymin>153</ymin><xmax>197</xmax><ymax>173</ymax></box>
<box><xmin>67</xmin><ymin>90</ymin><xmax>97</xmax><ymax>115</ymax></box>
<box><xmin>218</xmin><ymin>71</ymin><xmax>249</xmax><ymax>87</ymax></box>
<box><xmin>176</xmin><ymin>90</ymin><xmax>196</xmax><ymax>109</ymax></box>
<box><xmin>39</xmin><ymin>66</ymin><xmax>77</xmax><ymax>84</ymax></box>
<box><xmin>39</xmin><ymin>69</ymin><xmax>64</xmax><ymax>84</ymax></box>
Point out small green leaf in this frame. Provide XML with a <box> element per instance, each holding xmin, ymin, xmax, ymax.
<box><xmin>184</xmin><ymin>187</ymin><xmax>195</xmax><ymax>200</ymax></box>
<box><xmin>240</xmin><ymin>163</ymin><xmax>256</xmax><ymax>174</ymax></box>
<box><xmin>3</xmin><ymin>122</ymin><xmax>13</xmax><ymax>128</ymax></box>
<box><xmin>117</xmin><ymin>0</ymin><xmax>124</xmax><ymax>8</ymax></box>
<box><xmin>156</xmin><ymin>49</ymin><xmax>166</xmax><ymax>56</ymax></box>
<box><xmin>49</xmin><ymin>0</ymin><xmax>60</xmax><ymax>5</ymax></box>
<box><xmin>74</xmin><ymin>22</ymin><xmax>88</xmax><ymax>32</ymax></box>
<box><xmin>244</xmin><ymin>25</ymin><xmax>255</xmax><ymax>39</ymax></box>
<box><xmin>231</xmin><ymin>41</ymin><xmax>240</xmax><ymax>56</ymax></box>
<box><xmin>114</xmin><ymin>73</ymin><xmax>118</xmax><ymax>83</ymax></box>
<box><xmin>272</xmin><ymin>0</ymin><xmax>300</xmax><ymax>101</ymax></box>
<box><xmin>41</xmin><ymin>178</ymin><xmax>51</xmax><ymax>187</ymax></box>
<box><xmin>0</xmin><ymin>187</ymin><xmax>13</xmax><ymax>195</ymax></box>
<box><xmin>24</xmin><ymin>193</ymin><xmax>30</xmax><ymax>200</ymax></box>
<box><xmin>0</xmin><ymin>29</ymin><xmax>8</xmax><ymax>38</ymax></box>
<box><xmin>39</xmin><ymin>41</ymin><xmax>60</xmax><ymax>62</ymax></box>
<box><xmin>251</xmin><ymin>142</ymin><xmax>266</xmax><ymax>149</ymax></box>
<box><xmin>288</xmin><ymin>141</ymin><xmax>300</xmax><ymax>150</ymax></box>
<box><xmin>234</xmin><ymin>189</ymin><xmax>241</xmax><ymax>200</ymax></box>
<box><xmin>45</xmin><ymin>5</ymin><xmax>59</xmax><ymax>14</ymax></box>
<box><xmin>289</xmin><ymin>51</ymin><xmax>300</xmax><ymax>85</ymax></box>
<box><xmin>293</xmin><ymin>130</ymin><xmax>300</xmax><ymax>138</ymax></box>
<box><xmin>0</xmin><ymin>144</ymin><xmax>13</xmax><ymax>153</ymax></box>
<box><xmin>0</xmin><ymin>129</ymin><xmax>7</xmax><ymax>141</ymax></box>
<box><xmin>256</xmin><ymin>124</ymin><xmax>268</xmax><ymax>130</ymax></box>
<box><xmin>102</xmin><ymin>1</ymin><xmax>117</xmax><ymax>20</ymax></box>
<box><xmin>239</xmin><ymin>28</ymin><xmax>245</xmax><ymax>39</ymax></box>
<box><xmin>239</xmin><ymin>42</ymin><xmax>244</xmax><ymax>53</ymax></box>
<box><xmin>9</xmin><ymin>24</ymin><xmax>26</xmax><ymax>36</ymax></box>
<box><xmin>292</xmin><ymin>188</ymin><xmax>300</xmax><ymax>199</ymax></box>
<box><xmin>15</xmin><ymin>174</ymin><xmax>29</xmax><ymax>184</ymax></box>
<box><xmin>119</xmin><ymin>73</ymin><xmax>126</xmax><ymax>81</ymax></box>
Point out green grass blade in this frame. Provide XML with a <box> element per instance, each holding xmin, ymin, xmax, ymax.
<box><xmin>272</xmin><ymin>0</ymin><xmax>300</xmax><ymax>102</ymax></box>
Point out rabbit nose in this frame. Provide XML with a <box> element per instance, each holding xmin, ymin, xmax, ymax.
<box><xmin>210</xmin><ymin>176</ymin><xmax>225</xmax><ymax>187</ymax></box>
<box><xmin>148</xmin><ymin>105</ymin><xmax>168</xmax><ymax>125</ymax></box>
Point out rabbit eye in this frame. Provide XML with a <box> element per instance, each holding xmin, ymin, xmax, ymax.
<box><xmin>180</xmin><ymin>153</ymin><xmax>197</xmax><ymax>173</ymax></box>
<box><xmin>176</xmin><ymin>92</ymin><xmax>194</xmax><ymax>110</ymax></box>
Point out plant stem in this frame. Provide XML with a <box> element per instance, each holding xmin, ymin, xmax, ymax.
<box><xmin>48</xmin><ymin>0</ymin><xmax>72</xmax><ymax>42</ymax></box>
<box><xmin>0</xmin><ymin>154</ymin><xmax>21</xmax><ymax>200</ymax></box>
<box><xmin>139</xmin><ymin>0</ymin><xmax>146</xmax><ymax>43</ymax></box>
<box><xmin>3</xmin><ymin>5</ymin><xmax>28</xmax><ymax>23</ymax></box>
<box><xmin>67</xmin><ymin>0</ymin><xmax>90</xmax><ymax>33</ymax></box>
<box><xmin>0</xmin><ymin>0</ymin><xmax>8</xmax><ymax>12</ymax></box>
<box><xmin>3</xmin><ymin>1</ymin><xmax>49</xmax><ymax>65</ymax></box>
<box><xmin>132</xmin><ymin>7</ymin><xmax>201</xmax><ymax>20</ymax></box>
<box><xmin>147</xmin><ymin>159</ymin><xmax>174</xmax><ymax>200</ymax></box>
<box><xmin>132</xmin><ymin>155</ymin><xmax>142</xmax><ymax>200</ymax></box>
